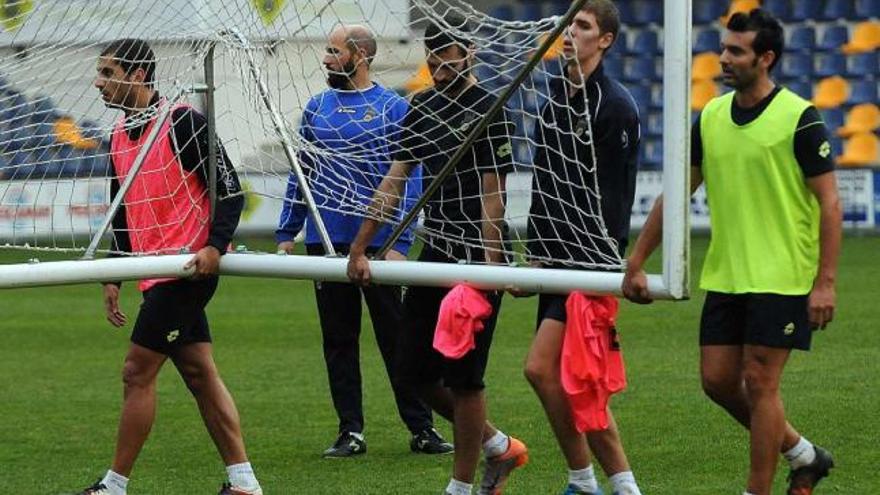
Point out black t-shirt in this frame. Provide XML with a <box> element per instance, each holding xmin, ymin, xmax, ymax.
<box><xmin>691</xmin><ymin>86</ymin><xmax>834</xmax><ymax>178</ymax></box>
<box><xmin>394</xmin><ymin>84</ymin><xmax>514</xmax><ymax>257</ymax></box>
<box><xmin>528</xmin><ymin>64</ymin><xmax>641</xmax><ymax>267</ymax></box>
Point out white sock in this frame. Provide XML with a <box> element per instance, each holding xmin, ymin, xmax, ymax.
<box><xmin>744</xmin><ymin>492</ymin><xmax>757</xmax><ymax>495</ymax></box>
<box><xmin>226</xmin><ymin>462</ymin><xmax>260</xmax><ymax>491</ymax></box>
<box><xmin>446</xmin><ymin>478</ymin><xmax>473</xmax><ymax>495</ymax></box>
<box><xmin>482</xmin><ymin>430</ymin><xmax>509</xmax><ymax>458</ymax></box>
<box><xmin>783</xmin><ymin>436</ymin><xmax>816</xmax><ymax>470</ymax></box>
<box><xmin>100</xmin><ymin>470</ymin><xmax>128</xmax><ymax>495</ymax></box>
<box><xmin>568</xmin><ymin>465</ymin><xmax>599</xmax><ymax>492</ymax></box>
<box><xmin>609</xmin><ymin>471</ymin><xmax>641</xmax><ymax>495</ymax></box>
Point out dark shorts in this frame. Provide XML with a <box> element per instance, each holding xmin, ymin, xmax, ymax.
<box><xmin>397</xmin><ymin>247</ymin><xmax>503</xmax><ymax>391</ymax></box>
<box><xmin>131</xmin><ymin>276</ymin><xmax>218</xmax><ymax>355</ymax></box>
<box><xmin>700</xmin><ymin>291</ymin><xmax>812</xmax><ymax>350</ymax></box>
<box><xmin>536</xmin><ymin>293</ymin><xmax>568</xmax><ymax>326</ymax></box>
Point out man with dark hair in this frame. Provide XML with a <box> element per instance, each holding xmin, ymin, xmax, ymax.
<box><xmin>276</xmin><ymin>24</ymin><xmax>451</xmax><ymax>458</ymax></box>
<box><xmin>347</xmin><ymin>13</ymin><xmax>527</xmax><ymax>495</ymax></box>
<box><xmin>623</xmin><ymin>9</ymin><xmax>839</xmax><ymax>495</ymax></box>
<box><xmin>78</xmin><ymin>39</ymin><xmax>261</xmax><ymax>495</ymax></box>
<box><xmin>524</xmin><ymin>2</ymin><xmax>643</xmax><ymax>494</ymax></box>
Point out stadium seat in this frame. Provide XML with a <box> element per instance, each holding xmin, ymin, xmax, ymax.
<box><xmin>817</xmin><ymin>25</ymin><xmax>850</xmax><ymax>51</ymax></box>
<box><xmin>490</xmin><ymin>5</ymin><xmax>514</xmax><ymax>21</ymax></box>
<box><xmin>693</xmin><ymin>0</ymin><xmax>728</xmax><ymax>25</ymax></box>
<box><xmin>629</xmin><ymin>30</ymin><xmax>660</xmax><ymax>55</ymax></box>
<box><xmin>786</xmin><ymin>80</ymin><xmax>814</xmax><ymax>100</ymax></box>
<box><xmin>628</xmin><ymin>84</ymin><xmax>652</xmax><ymax>118</ymax></box>
<box><xmin>624</xmin><ymin>56</ymin><xmax>658</xmax><ymax>83</ymax></box>
<box><xmin>722</xmin><ymin>0</ymin><xmax>761</xmax><ymax>24</ymax></box>
<box><xmin>692</xmin><ymin>52</ymin><xmax>721</xmax><ymax>81</ymax></box>
<box><xmin>642</xmin><ymin>139</ymin><xmax>663</xmax><ymax>169</ymax></box>
<box><xmin>646</xmin><ymin>111</ymin><xmax>664</xmax><ymax>137</ymax></box>
<box><xmin>848</xmin><ymin>52</ymin><xmax>879</xmax><ymax>77</ymax></box>
<box><xmin>693</xmin><ymin>28</ymin><xmax>721</xmax><ymax>53</ymax></box>
<box><xmin>829</xmin><ymin>136</ymin><xmax>845</xmax><ymax>157</ymax></box>
<box><xmin>821</xmin><ymin>108</ymin><xmax>846</xmax><ymax>131</ymax></box>
<box><xmin>836</xmin><ymin>133</ymin><xmax>880</xmax><ymax>166</ymax></box>
<box><xmin>519</xmin><ymin>2</ymin><xmax>544</xmax><ymax>21</ymax></box>
<box><xmin>781</xmin><ymin>53</ymin><xmax>814</xmax><ymax>79</ymax></box>
<box><xmin>404</xmin><ymin>63</ymin><xmax>433</xmax><ymax>93</ymax></box>
<box><xmin>787</xmin><ymin>26</ymin><xmax>816</xmax><ymax>52</ymax></box>
<box><xmin>761</xmin><ymin>0</ymin><xmax>792</xmax><ymax>21</ymax></box>
<box><xmin>842</xmin><ymin>22</ymin><xmax>880</xmax><ymax>54</ymax></box>
<box><xmin>849</xmin><ymin>79</ymin><xmax>879</xmax><ymax>105</ymax></box>
<box><xmin>813</xmin><ymin>76</ymin><xmax>850</xmax><ymax>109</ymax></box>
<box><xmin>691</xmin><ymin>79</ymin><xmax>718</xmax><ymax>111</ymax></box>
<box><xmin>603</xmin><ymin>56</ymin><xmax>624</xmax><ymax>79</ymax></box>
<box><xmin>837</xmin><ymin>104</ymin><xmax>880</xmax><ymax>137</ymax></box>
<box><xmin>790</xmin><ymin>0</ymin><xmax>823</xmax><ymax>22</ymax></box>
<box><xmin>815</xmin><ymin>53</ymin><xmax>847</xmax><ymax>78</ymax></box>
<box><xmin>626</xmin><ymin>1</ymin><xmax>662</xmax><ymax>26</ymax></box>
<box><xmin>820</xmin><ymin>0</ymin><xmax>855</xmax><ymax>21</ymax></box>
<box><xmin>855</xmin><ymin>0</ymin><xmax>880</xmax><ymax>20</ymax></box>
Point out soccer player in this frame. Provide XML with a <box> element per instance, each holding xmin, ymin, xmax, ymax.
<box><xmin>523</xmin><ymin>2</ymin><xmax>644</xmax><ymax>494</ymax></box>
<box><xmin>275</xmin><ymin>24</ymin><xmax>451</xmax><ymax>458</ymax></box>
<box><xmin>622</xmin><ymin>10</ymin><xmax>840</xmax><ymax>495</ymax></box>
<box><xmin>80</xmin><ymin>39</ymin><xmax>261</xmax><ymax>495</ymax></box>
<box><xmin>347</xmin><ymin>13</ymin><xmax>527</xmax><ymax>495</ymax></box>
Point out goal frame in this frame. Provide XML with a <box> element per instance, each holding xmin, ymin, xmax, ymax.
<box><xmin>0</xmin><ymin>0</ymin><xmax>691</xmax><ymax>300</ymax></box>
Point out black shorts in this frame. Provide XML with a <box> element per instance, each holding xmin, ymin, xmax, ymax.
<box><xmin>397</xmin><ymin>247</ymin><xmax>503</xmax><ymax>391</ymax></box>
<box><xmin>536</xmin><ymin>293</ymin><xmax>568</xmax><ymax>326</ymax></box>
<box><xmin>700</xmin><ymin>291</ymin><xmax>812</xmax><ymax>350</ymax></box>
<box><xmin>131</xmin><ymin>277</ymin><xmax>218</xmax><ymax>355</ymax></box>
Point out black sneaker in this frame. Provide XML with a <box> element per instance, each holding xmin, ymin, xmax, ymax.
<box><xmin>787</xmin><ymin>446</ymin><xmax>835</xmax><ymax>495</ymax></box>
<box><xmin>410</xmin><ymin>427</ymin><xmax>454</xmax><ymax>454</ymax></box>
<box><xmin>76</xmin><ymin>480</ymin><xmax>110</xmax><ymax>495</ymax></box>
<box><xmin>322</xmin><ymin>431</ymin><xmax>367</xmax><ymax>458</ymax></box>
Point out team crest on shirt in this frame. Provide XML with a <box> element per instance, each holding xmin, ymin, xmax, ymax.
<box><xmin>574</xmin><ymin>118</ymin><xmax>589</xmax><ymax>138</ymax></box>
<box><xmin>362</xmin><ymin>107</ymin><xmax>378</xmax><ymax>122</ymax></box>
<box><xmin>621</xmin><ymin>129</ymin><xmax>629</xmax><ymax>149</ymax></box>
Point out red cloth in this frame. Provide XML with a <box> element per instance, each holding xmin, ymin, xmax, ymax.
<box><xmin>433</xmin><ymin>284</ymin><xmax>493</xmax><ymax>359</ymax></box>
<box><xmin>561</xmin><ymin>292</ymin><xmax>626</xmax><ymax>432</ymax></box>
<box><xmin>110</xmin><ymin>100</ymin><xmax>210</xmax><ymax>291</ymax></box>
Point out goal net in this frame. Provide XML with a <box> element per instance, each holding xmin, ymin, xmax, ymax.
<box><xmin>0</xmin><ymin>0</ymin><xmax>691</xmax><ymax>297</ymax></box>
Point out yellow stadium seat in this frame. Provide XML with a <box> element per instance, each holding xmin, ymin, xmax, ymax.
<box><xmin>539</xmin><ymin>32</ymin><xmax>565</xmax><ymax>61</ymax></box>
<box><xmin>836</xmin><ymin>133</ymin><xmax>880</xmax><ymax>167</ymax></box>
<box><xmin>54</xmin><ymin>116</ymin><xmax>99</xmax><ymax>150</ymax></box>
<box><xmin>721</xmin><ymin>0</ymin><xmax>761</xmax><ymax>24</ymax></box>
<box><xmin>813</xmin><ymin>76</ymin><xmax>850</xmax><ymax>110</ymax></box>
<box><xmin>692</xmin><ymin>52</ymin><xmax>722</xmax><ymax>81</ymax></box>
<box><xmin>842</xmin><ymin>21</ymin><xmax>880</xmax><ymax>55</ymax></box>
<box><xmin>404</xmin><ymin>63</ymin><xmax>433</xmax><ymax>93</ymax></box>
<box><xmin>692</xmin><ymin>79</ymin><xmax>719</xmax><ymax>111</ymax></box>
<box><xmin>838</xmin><ymin>104</ymin><xmax>880</xmax><ymax>137</ymax></box>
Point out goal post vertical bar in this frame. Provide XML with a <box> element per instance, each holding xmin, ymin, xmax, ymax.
<box><xmin>661</xmin><ymin>0</ymin><xmax>692</xmax><ymax>300</ymax></box>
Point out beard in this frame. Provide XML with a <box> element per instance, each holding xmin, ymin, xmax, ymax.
<box><xmin>327</xmin><ymin>60</ymin><xmax>357</xmax><ymax>90</ymax></box>
<box><xmin>434</xmin><ymin>59</ymin><xmax>471</xmax><ymax>96</ymax></box>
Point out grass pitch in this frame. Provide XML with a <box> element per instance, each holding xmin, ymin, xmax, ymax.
<box><xmin>0</xmin><ymin>236</ymin><xmax>877</xmax><ymax>493</ymax></box>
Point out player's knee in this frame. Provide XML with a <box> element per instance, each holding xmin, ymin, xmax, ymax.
<box><xmin>701</xmin><ymin>373</ymin><xmax>738</xmax><ymax>402</ymax></box>
<box><xmin>121</xmin><ymin>359</ymin><xmax>154</xmax><ymax>389</ymax></box>
<box><xmin>523</xmin><ymin>360</ymin><xmax>556</xmax><ymax>390</ymax></box>
<box><xmin>742</xmin><ymin>365</ymin><xmax>780</xmax><ymax>397</ymax></box>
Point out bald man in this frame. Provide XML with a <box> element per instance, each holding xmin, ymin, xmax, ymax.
<box><xmin>276</xmin><ymin>25</ymin><xmax>452</xmax><ymax>458</ymax></box>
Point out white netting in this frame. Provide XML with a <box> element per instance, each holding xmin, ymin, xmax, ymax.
<box><xmin>0</xmin><ymin>0</ymin><xmax>626</xmax><ymax>270</ymax></box>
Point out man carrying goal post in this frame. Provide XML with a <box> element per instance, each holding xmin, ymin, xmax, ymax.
<box><xmin>78</xmin><ymin>39</ymin><xmax>262</xmax><ymax>495</ymax></box>
<box><xmin>347</xmin><ymin>13</ymin><xmax>528</xmax><ymax>495</ymax></box>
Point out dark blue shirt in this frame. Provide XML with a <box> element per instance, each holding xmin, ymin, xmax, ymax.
<box><xmin>527</xmin><ymin>63</ymin><xmax>641</xmax><ymax>267</ymax></box>
<box><xmin>276</xmin><ymin>83</ymin><xmax>422</xmax><ymax>253</ymax></box>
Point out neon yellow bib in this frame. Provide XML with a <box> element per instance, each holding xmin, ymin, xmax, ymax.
<box><xmin>699</xmin><ymin>89</ymin><xmax>820</xmax><ymax>295</ymax></box>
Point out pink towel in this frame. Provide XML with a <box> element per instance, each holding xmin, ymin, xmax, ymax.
<box><xmin>561</xmin><ymin>292</ymin><xmax>626</xmax><ymax>432</ymax></box>
<box><xmin>433</xmin><ymin>284</ymin><xmax>493</xmax><ymax>359</ymax></box>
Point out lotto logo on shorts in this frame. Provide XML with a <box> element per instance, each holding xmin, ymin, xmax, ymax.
<box><xmin>783</xmin><ymin>323</ymin><xmax>795</xmax><ymax>336</ymax></box>
<box><xmin>166</xmin><ymin>330</ymin><xmax>180</xmax><ymax>342</ymax></box>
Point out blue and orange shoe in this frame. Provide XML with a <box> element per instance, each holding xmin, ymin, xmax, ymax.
<box><xmin>562</xmin><ymin>484</ymin><xmax>604</xmax><ymax>495</ymax></box>
<box><xmin>477</xmin><ymin>436</ymin><xmax>529</xmax><ymax>495</ymax></box>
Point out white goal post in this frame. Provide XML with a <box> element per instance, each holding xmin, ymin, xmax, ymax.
<box><xmin>0</xmin><ymin>0</ymin><xmax>691</xmax><ymax>299</ymax></box>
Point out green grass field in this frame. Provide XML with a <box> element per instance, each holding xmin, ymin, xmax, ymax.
<box><xmin>1</xmin><ymin>236</ymin><xmax>877</xmax><ymax>494</ymax></box>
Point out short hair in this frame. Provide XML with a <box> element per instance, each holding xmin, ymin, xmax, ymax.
<box><xmin>582</xmin><ymin>0</ymin><xmax>621</xmax><ymax>50</ymax></box>
<box><xmin>344</xmin><ymin>25</ymin><xmax>377</xmax><ymax>66</ymax></box>
<box><xmin>727</xmin><ymin>8</ymin><xmax>785</xmax><ymax>72</ymax></box>
<box><xmin>424</xmin><ymin>12</ymin><xmax>473</xmax><ymax>55</ymax></box>
<box><xmin>100</xmin><ymin>39</ymin><xmax>156</xmax><ymax>87</ymax></box>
